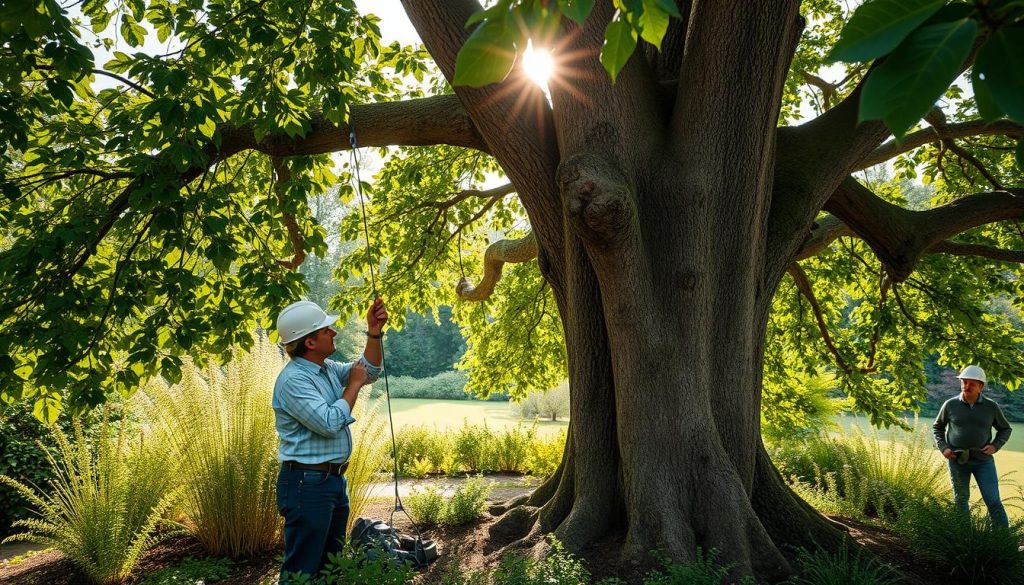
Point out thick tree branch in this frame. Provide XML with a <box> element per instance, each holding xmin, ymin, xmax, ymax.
<box><xmin>21</xmin><ymin>96</ymin><xmax>486</xmax><ymax>296</ymax></box>
<box><xmin>795</xmin><ymin>214</ymin><xmax>852</xmax><ymax>261</ymax></box>
<box><xmin>794</xmin><ymin>213</ymin><xmax>1024</xmax><ymax>270</ymax></box>
<box><xmin>860</xmin><ymin>120</ymin><xmax>1023</xmax><ymax>169</ymax></box>
<box><xmin>926</xmin><ymin>241</ymin><xmax>1024</xmax><ymax>263</ymax></box>
<box><xmin>824</xmin><ymin>177</ymin><xmax>1024</xmax><ymax>280</ymax></box>
<box><xmin>456</xmin><ymin>231</ymin><xmax>538</xmax><ymax>302</ymax></box>
<box><xmin>257</xmin><ymin>95</ymin><xmax>487</xmax><ymax>157</ymax></box>
<box><xmin>641</xmin><ymin>3</ymin><xmax>691</xmax><ymax>82</ymax></box>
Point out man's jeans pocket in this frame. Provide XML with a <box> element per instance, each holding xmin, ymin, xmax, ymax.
<box><xmin>300</xmin><ymin>470</ymin><xmax>330</xmax><ymax>486</ymax></box>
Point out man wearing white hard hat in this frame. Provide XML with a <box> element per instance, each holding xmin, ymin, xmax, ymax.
<box><xmin>932</xmin><ymin>364</ymin><xmax>1012</xmax><ymax>527</ymax></box>
<box><xmin>272</xmin><ymin>298</ymin><xmax>388</xmax><ymax>581</ymax></box>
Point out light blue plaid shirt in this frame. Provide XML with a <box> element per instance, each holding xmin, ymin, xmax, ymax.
<box><xmin>272</xmin><ymin>355</ymin><xmax>382</xmax><ymax>464</ymax></box>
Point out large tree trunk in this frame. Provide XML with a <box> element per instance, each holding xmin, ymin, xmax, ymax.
<box><xmin>402</xmin><ymin>0</ymin><xmax>848</xmax><ymax>579</ymax></box>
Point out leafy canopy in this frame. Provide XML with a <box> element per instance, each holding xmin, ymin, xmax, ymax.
<box><xmin>0</xmin><ymin>0</ymin><xmax>1023</xmax><ymax>428</ymax></box>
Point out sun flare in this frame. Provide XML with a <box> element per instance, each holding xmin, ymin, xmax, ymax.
<box><xmin>521</xmin><ymin>42</ymin><xmax>555</xmax><ymax>89</ymax></box>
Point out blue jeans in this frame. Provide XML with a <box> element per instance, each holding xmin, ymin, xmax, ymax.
<box><xmin>277</xmin><ymin>464</ymin><xmax>349</xmax><ymax>583</ymax></box>
<box><xmin>948</xmin><ymin>457</ymin><xmax>1009</xmax><ymax>528</ymax></box>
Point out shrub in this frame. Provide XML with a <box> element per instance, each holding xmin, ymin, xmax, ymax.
<box><xmin>516</xmin><ymin>382</ymin><xmax>570</xmax><ymax>422</ymax></box>
<box><xmin>395</xmin><ymin>426</ymin><xmax>450</xmax><ymax>476</ymax></box>
<box><xmin>0</xmin><ymin>418</ymin><xmax>183</xmax><ymax>585</ymax></box>
<box><xmin>371</xmin><ymin>371</ymin><xmax>500</xmax><ymax>401</ymax></box>
<box><xmin>135</xmin><ymin>335</ymin><xmax>282</xmax><ymax>556</ymax></box>
<box><xmin>894</xmin><ymin>498</ymin><xmax>1024</xmax><ymax>585</ymax></box>
<box><xmin>489</xmin><ymin>425</ymin><xmax>536</xmax><ymax>473</ymax></box>
<box><xmin>394</xmin><ymin>424</ymin><xmax>564</xmax><ymax>478</ymax></box>
<box><xmin>138</xmin><ymin>557</ymin><xmax>233</xmax><ymax>585</ymax></box>
<box><xmin>0</xmin><ymin>400</ymin><xmax>62</xmax><ymax>538</ymax></box>
<box><xmin>452</xmin><ymin>423</ymin><xmax>495</xmax><ymax>472</ymax></box>
<box><xmin>405</xmin><ymin>486</ymin><xmax>447</xmax><ymax>526</ymax></box>
<box><xmin>405</xmin><ymin>476</ymin><xmax>492</xmax><ymax>527</ymax></box>
<box><xmin>0</xmin><ymin>400</ymin><xmax>124</xmax><ymax>538</ymax></box>
<box><xmin>527</xmin><ymin>430</ymin><xmax>566</xmax><ymax>478</ymax></box>
<box><xmin>641</xmin><ymin>548</ymin><xmax>753</xmax><ymax>585</ymax></box>
<box><xmin>445</xmin><ymin>475</ymin><xmax>492</xmax><ymax>525</ymax></box>
<box><xmin>788</xmin><ymin>545</ymin><xmax>902</xmax><ymax>585</ymax></box>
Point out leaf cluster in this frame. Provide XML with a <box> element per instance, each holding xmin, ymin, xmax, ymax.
<box><xmin>0</xmin><ymin>0</ymin><xmax>436</xmax><ymax>413</ymax></box>
<box><xmin>829</xmin><ymin>0</ymin><xmax>1024</xmax><ymax>152</ymax></box>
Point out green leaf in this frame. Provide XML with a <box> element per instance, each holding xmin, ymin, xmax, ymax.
<box><xmin>465</xmin><ymin>2</ymin><xmax>506</xmax><ymax>28</ymax></box>
<box><xmin>198</xmin><ymin>117</ymin><xmax>217</xmax><ymax>139</ymax></box>
<box><xmin>653</xmin><ymin>0</ymin><xmax>681</xmax><ymax>18</ymax></box>
<box><xmin>859</xmin><ymin>19</ymin><xmax>977</xmax><ymax>139</ymax></box>
<box><xmin>828</xmin><ymin>0</ymin><xmax>945</xmax><ymax>63</ymax></box>
<box><xmin>974</xmin><ymin>28</ymin><xmax>1024</xmax><ymax>125</ymax></box>
<box><xmin>45</xmin><ymin>79</ymin><xmax>74</xmax><ymax>107</ymax></box>
<box><xmin>161</xmin><ymin>356</ymin><xmax>182</xmax><ymax>384</ymax></box>
<box><xmin>971</xmin><ymin>69</ymin><xmax>1002</xmax><ymax>122</ymax></box>
<box><xmin>1015</xmin><ymin>140</ymin><xmax>1024</xmax><ymax>173</ymax></box>
<box><xmin>601</xmin><ymin>16</ymin><xmax>637</xmax><ymax>83</ymax></box>
<box><xmin>454</xmin><ymin>19</ymin><xmax>518</xmax><ymax>87</ymax></box>
<box><xmin>120</xmin><ymin>15</ymin><xmax>146</xmax><ymax>47</ymax></box>
<box><xmin>32</xmin><ymin>396</ymin><xmax>60</xmax><ymax>425</ymax></box>
<box><xmin>558</xmin><ymin>0</ymin><xmax>595</xmax><ymax>24</ymax></box>
<box><xmin>638</xmin><ymin>0</ymin><xmax>670</xmax><ymax>49</ymax></box>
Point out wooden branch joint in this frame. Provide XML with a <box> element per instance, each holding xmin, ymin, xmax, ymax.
<box><xmin>455</xmin><ymin>232</ymin><xmax>538</xmax><ymax>302</ymax></box>
<box><xmin>272</xmin><ymin>157</ymin><xmax>306</xmax><ymax>270</ymax></box>
<box><xmin>558</xmin><ymin>153</ymin><xmax>636</xmax><ymax>248</ymax></box>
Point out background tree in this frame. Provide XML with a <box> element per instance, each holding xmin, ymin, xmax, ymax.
<box><xmin>2</xmin><ymin>0</ymin><xmax>1024</xmax><ymax>579</ymax></box>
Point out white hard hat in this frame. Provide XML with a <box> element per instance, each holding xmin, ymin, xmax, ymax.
<box><xmin>276</xmin><ymin>301</ymin><xmax>338</xmax><ymax>345</ymax></box>
<box><xmin>956</xmin><ymin>365</ymin><xmax>986</xmax><ymax>385</ymax></box>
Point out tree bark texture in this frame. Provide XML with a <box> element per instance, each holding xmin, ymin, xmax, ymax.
<box><xmin>401</xmin><ymin>0</ymin><xmax>864</xmax><ymax>579</ymax></box>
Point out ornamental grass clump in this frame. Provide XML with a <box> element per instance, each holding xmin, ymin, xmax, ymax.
<box><xmin>894</xmin><ymin>496</ymin><xmax>1024</xmax><ymax>585</ymax></box>
<box><xmin>0</xmin><ymin>417</ymin><xmax>183</xmax><ymax>585</ymax></box>
<box><xmin>774</xmin><ymin>423</ymin><xmax>945</xmax><ymax>523</ymax></box>
<box><xmin>788</xmin><ymin>545</ymin><xmax>902</xmax><ymax>585</ymax></box>
<box><xmin>136</xmin><ymin>335</ymin><xmax>282</xmax><ymax>557</ymax></box>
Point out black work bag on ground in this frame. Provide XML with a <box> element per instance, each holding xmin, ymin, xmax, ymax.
<box><xmin>349</xmin><ymin>517</ymin><xmax>439</xmax><ymax>568</ymax></box>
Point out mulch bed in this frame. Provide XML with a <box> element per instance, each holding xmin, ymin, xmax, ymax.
<box><xmin>0</xmin><ymin>508</ymin><xmax>973</xmax><ymax>585</ymax></box>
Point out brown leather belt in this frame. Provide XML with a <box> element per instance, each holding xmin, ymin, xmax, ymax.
<box><xmin>284</xmin><ymin>460</ymin><xmax>349</xmax><ymax>476</ymax></box>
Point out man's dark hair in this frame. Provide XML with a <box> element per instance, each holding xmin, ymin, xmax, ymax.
<box><xmin>285</xmin><ymin>330</ymin><xmax>319</xmax><ymax>359</ymax></box>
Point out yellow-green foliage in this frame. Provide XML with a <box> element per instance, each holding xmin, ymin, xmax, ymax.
<box><xmin>527</xmin><ymin>430</ymin><xmax>566</xmax><ymax>478</ymax></box>
<box><xmin>345</xmin><ymin>396</ymin><xmax>392</xmax><ymax>534</ymax></box>
<box><xmin>406</xmin><ymin>476</ymin><xmax>492</xmax><ymax>527</ymax></box>
<box><xmin>395</xmin><ymin>426</ymin><xmax>451</xmax><ymax>477</ymax></box>
<box><xmin>0</xmin><ymin>418</ymin><xmax>182</xmax><ymax>585</ymax></box>
<box><xmin>135</xmin><ymin>336</ymin><xmax>282</xmax><ymax>557</ymax></box>
<box><xmin>394</xmin><ymin>424</ymin><xmax>561</xmax><ymax>477</ymax></box>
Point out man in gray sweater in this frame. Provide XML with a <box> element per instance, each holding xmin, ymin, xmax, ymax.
<box><xmin>932</xmin><ymin>364</ymin><xmax>1012</xmax><ymax>527</ymax></box>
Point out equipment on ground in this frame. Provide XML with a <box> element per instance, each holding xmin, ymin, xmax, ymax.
<box><xmin>349</xmin><ymin>517</ymin><xmax>439</xmax><ymax>568</ymax></box>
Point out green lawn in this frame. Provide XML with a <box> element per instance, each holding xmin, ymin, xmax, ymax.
<box><xmin>370</xmin><ymin>397</ymin><xmax>569</xmax><ymax>436</ymax></box>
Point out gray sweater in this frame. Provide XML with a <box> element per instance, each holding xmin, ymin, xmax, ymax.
<box><xmin>932</xmin><ymin>395</ymin><xmax>1012</xmax><ymax>460</ymax></box>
